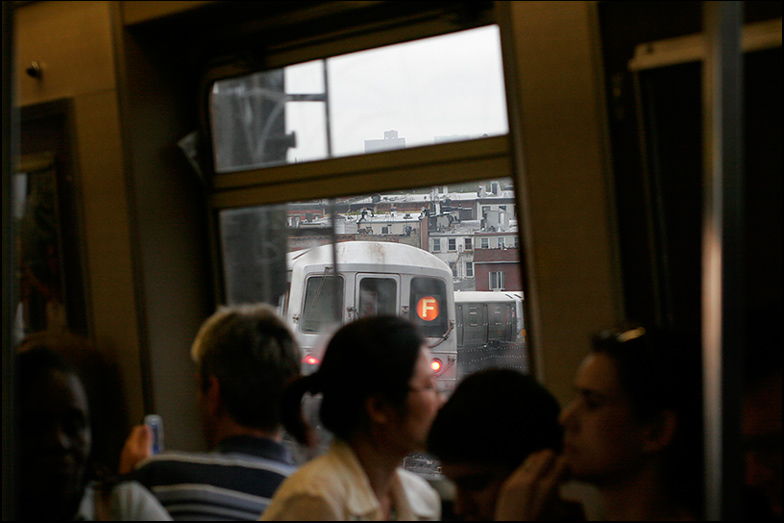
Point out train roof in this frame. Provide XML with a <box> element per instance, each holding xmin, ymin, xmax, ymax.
<box><xmin>454</xmin><ymin>290</ymin><xmax>524</xmax><ymax>302</ymax></box>
<box><xmin>288</xmin><ymin>241</ymin><xmax>451</xmax><ymax>271</ymax></box>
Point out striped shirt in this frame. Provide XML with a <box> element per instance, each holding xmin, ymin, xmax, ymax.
<box><xmin>130</xmin><ymin>436</ymin><xmax>297</xmax><ymax>521</ymax></box>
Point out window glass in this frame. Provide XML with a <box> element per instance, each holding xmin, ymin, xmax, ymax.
<box><xmin>209</xmin><ymin>25</ymin><xmax>508</xmax><ymax>172</ymax></box>
<box><xmin>358</xmin><ymin>277</ymin><xmax>397</xmax><ymax>317</ymax></box>
<box><xmin>301</xmin><ymin>276</ymin><xmax>344</xmax><ymax>333</ymax></box>
<box><xmin>217</xmin><ymin>178</ymin><xmax>529</xmax><ymax>478</ymax></box>
<box><xmin>489</xmin><ymin>271</ymin><xmax>504</xmax><ymax>290</ymax></box>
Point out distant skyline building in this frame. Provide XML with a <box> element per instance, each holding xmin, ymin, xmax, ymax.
<box><xmin>364</xmin><ymin>130</ymin><xmax>406</xmax><ymax>153</ymax></box>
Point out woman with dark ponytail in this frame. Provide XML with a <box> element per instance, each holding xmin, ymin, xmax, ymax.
<box><xmin>263</xmin><ymin>315</ymin><xmax>442</xmax><ymax>520</ymax></box>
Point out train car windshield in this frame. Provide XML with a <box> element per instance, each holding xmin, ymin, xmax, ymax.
<box><xmin>301</xmin><ymin>275</ymin><xmax>344</xmax><ymax>333</ymax></box>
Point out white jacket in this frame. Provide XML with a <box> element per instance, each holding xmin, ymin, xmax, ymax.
<box><xmin>261</xmin><ymin>440</ymin><xmax>440</xmax><ymax>521</ymax></box>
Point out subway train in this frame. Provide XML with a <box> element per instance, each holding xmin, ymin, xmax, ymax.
<box><xmin>2</xmin><ymin>1</ymin><xmax>781</xmax><ymax>520</ymax></box>
<box><xmin>282</xmin><ymin>240</ymin><xmax>458</xmax><ymax>393</ymax></box>
<box><xmin>454</xmin><ymin>290</ymin><xmax>526</xmax><ymax>378</ymax></box>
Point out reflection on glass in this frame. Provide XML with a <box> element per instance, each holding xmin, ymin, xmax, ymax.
<box><xmin>14</xmin><ymin>155</ymin><xmax>67</xmax><ymax>341</ymax></box>
<box><xmin>210</xmin><ymin>25</ymin><xmax>508</xmax><ymax>172</ymax></box>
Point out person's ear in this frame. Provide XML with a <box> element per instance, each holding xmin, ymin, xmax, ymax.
<box><xmin>203</xmin><ymin>375</ymin><xmax>222</xmax><ymax>418</ymax></box>
<box><xmin>365</xmin><ymin>394</ymin><xmax>394</xmax><ymax>425</ymax></box>
<box><xmin>643</xmin><ymin>409</ymin><xmax>677</xmax><ymax>453</ymax></box>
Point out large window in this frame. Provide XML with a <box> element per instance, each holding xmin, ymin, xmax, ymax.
<box><xmin>207</xmin><ymin>16</ymin><xmax>526</xmax><ymax>479</ymax></box>
<box><xmin>209</xmin><ymin>25</ymin><xmax>508</xmax><ymax>172</ymax></box>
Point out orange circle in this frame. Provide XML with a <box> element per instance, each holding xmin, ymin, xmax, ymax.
<box><xmin>417</xmin><ymin>296</ymin><xmax>440</xmax><ymax>321</ymax></box>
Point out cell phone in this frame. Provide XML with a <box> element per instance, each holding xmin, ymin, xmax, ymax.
<box><xmin>144</xmin><ymin>414</ymin><xmax>164</xmax><ymax>455</ymax></box>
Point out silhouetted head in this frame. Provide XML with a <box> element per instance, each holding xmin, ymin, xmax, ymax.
<box><xmin>428</xmin><ymin>368</ymin><xmax>562</xmax><ymax>520</ymax></box>
<box><xmin>560</xmin><ymin>324</ymin><xmax>703</xmax><ymax>514</ymax></box>
<box><xmin>18</xmin><ymin>346</ymin><xmax>92</xmax><ymax>520</ymax></box>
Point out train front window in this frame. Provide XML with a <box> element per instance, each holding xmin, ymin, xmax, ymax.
<box><xmin>358</xmin><ymin>278</ymin><xmax>397</xmax><ymax>318</ymax></box>
<box><xmin>301</xmin><ymin>276</ymin><xmax>344</xmax><ymax>333</ymax></box>
<box><xmin>208</xmin><ymin>25</ymin><xmax>507</xmax><ymax>172</ymax></box>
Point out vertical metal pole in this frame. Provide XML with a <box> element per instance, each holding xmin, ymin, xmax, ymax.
<box><xmin>701</xmin><ymin>2</ymin><xmax>744</xmax><ymax>520</ymax></box>
<box><xmin>323</xmin><ymin>60</ymin><xmax>333</xmax><ymax>159</ymax></box>
<box><xmin>322</xmin><ymin>60</ymin><xmax>341</xmax><ymax>324</ymax></box>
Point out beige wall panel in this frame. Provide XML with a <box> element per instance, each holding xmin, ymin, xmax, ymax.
<box><xmin>16</xmin><ymin>1</ymin><xmax>116</xmax><ymax>107</ymax></box>
<box><xmin>505</xmin><ymin>1</ymin><xmax>622</xmax><ymax>405</ymax></box>
<box><xmin>73</xmin><ymin>90</ymin><xmax>144</xmax><ymax>426</ymax></box>
<box><xmin>120</xmin><ymin>0</ymin><xmax>215</xmax><ymax>25</ymax></box>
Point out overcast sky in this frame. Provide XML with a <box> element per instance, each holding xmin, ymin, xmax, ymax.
<box><xmin>284</xmin><ymin>25</ymin><xmax>509</xmax><ymax>162</ymax></box>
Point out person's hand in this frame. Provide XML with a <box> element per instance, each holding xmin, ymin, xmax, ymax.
<box><xmin>118</xmin><ymin>424</ymin><xmax>152</xmax><ymax>475</ymax></box>
<box><xmin>495</xmin><ymin>449</ymin><xmax>569</xmax><ymax>521</ymax></box>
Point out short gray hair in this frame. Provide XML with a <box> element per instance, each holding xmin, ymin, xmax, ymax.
<box><xmin>192</xmin><ymin>303</ymin><xmax>301</xmax><ymax>430</ymax></box>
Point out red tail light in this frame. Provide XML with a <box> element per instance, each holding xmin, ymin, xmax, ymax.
<box><xmin>303</xmin><ymin>354</ymin><xmax>320</xmax><ymax>366</ymax></box>
<box><xmin>431</xmin><ymin>358</ymin><xmax>443</xmax><ymax>373</ymax></box>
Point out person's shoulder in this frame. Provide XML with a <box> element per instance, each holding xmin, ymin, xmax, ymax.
<box><xmin>130</xmin><ymin>450</ymin><xmax>212</xmax><ymax>486</ymax></box>
<box><xmin>136</xmin><ymin>449</ymin><xmax>259</xmax><ymax>474</ymax></box>
<box><xmin>280</xmin><ymin>448</ymin><xmax>347</xmax><ymax>491</ymax></box>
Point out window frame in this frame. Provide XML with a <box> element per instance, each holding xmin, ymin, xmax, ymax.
<box><xmin>198</xmin><ymin>3</ymin><xmax>511</xmax><ymax>210</ymax></box>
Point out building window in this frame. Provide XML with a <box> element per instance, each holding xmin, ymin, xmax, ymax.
<box><xmin>466</xmin><ymin>261</ymin><xmax>474</xmax><ymax>277</ymax></box>
<box><xmin>489</xmin><ymin>271</ymin><xmax>504</xmax><ymax>290</ymax></box>
<box><xmin>464</xmin><ymin>237</ymin><xmax>472</xmax><ymax>251</ymax></box>
<box><xmin>448</xmin><ymin>238</ymin><xmax>456</xmax><ymax>251</ymax></box>
<box><xmin>481</xmin><ymin>237</ymin><xmax>489</xmax><ymax>249</ymax></box>
<box><xmin>498</xmin><ymin>237</ymin><xmax>505</xmax><ymax>249</ymax></box>
<box><xmin>433</xmin><ymin>238</ymin><xmax>441</xmax><ymax>252</ymax></box>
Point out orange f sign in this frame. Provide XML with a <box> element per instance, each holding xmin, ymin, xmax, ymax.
<box><xmin>417</xmin><ymin>296</ymin><xmax>440</xmax><ymax>321</ymax></box>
